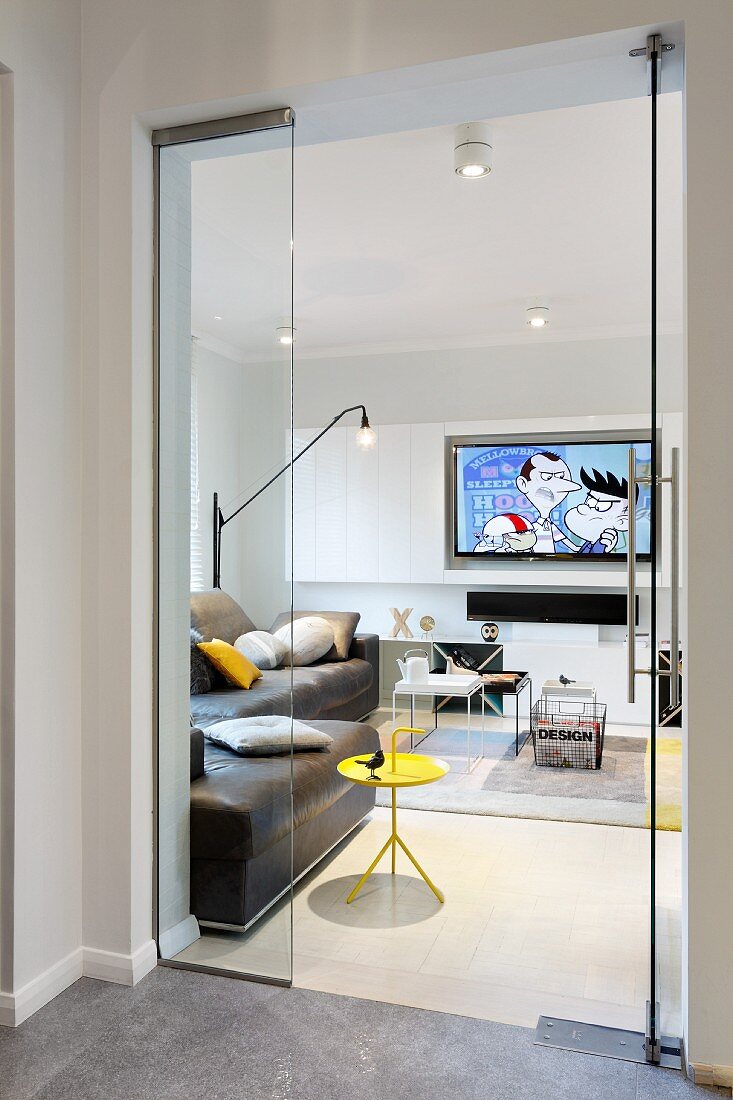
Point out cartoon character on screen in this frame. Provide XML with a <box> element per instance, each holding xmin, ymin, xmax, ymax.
<box><xmin>473</xmin><ymin>513</ymin><xmax>538</xmax><ymax>554</ymax></box>
<box><xmin>513</xmin><ymin>451</ymin><xmax>582</xmax><ymax>554</ymax></box>
<box><xmin>564</xmin><ymin>467</ymin><xmax>639</xmax><ymax>554</ymax></box>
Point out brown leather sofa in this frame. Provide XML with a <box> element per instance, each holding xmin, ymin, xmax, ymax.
<box><xmin>188</xmin><ymin>592</ymin><xmax>380</xmax><ymax>929</ymax></box>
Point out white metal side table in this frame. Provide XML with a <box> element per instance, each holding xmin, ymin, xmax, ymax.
<box><xmin>392</xmin><ymin>674</ymin><xmax>484</xmax><ymax>773</ymax></box>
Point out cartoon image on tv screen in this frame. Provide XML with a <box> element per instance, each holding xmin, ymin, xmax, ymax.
<box><xmin>455</xmin><ymin>441</ymin><xmax>652</xmax><ymax>558</ymax></box>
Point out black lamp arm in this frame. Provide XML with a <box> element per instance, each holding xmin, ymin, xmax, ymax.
<box><xmin>212</xmin><ymin>405</ymin><xmax>367</xmax><ymax>588</ymax></box>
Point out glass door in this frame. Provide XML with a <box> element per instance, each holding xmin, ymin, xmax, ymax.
<box><xmin>154</xmin><ymin>110</ymin><xmax>295</xmax><ymax>983</ymax></box>
<box><xmin>282</xmin><ymin>42</ymin><xmax>682</xmax><ymax>1059</ymax></box>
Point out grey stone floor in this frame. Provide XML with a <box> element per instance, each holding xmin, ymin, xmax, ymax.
<box><xmin>0</xmin><ymin>965</ymin><xmax>715</xmax><ymax>1099</ymax></box>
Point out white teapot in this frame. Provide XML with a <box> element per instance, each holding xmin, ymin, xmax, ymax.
<box><xmin>396</xmin><ymin>649</ymin><xmax>430</xmax><ymax>683</ymax></box>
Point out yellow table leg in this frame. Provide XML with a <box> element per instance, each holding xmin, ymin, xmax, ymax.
<box><xmin>346</xmin><ymin>834</ymin><xmax>393</xmax><ymax>903</ymax></box>
<box><xmin>395</xmin><ymin>834</ymin><xmax>444</xmax><ymax>903</ymax></box>
<box><xmin>347</xmin><ymin>768</ymin><xmax>444</xmax><ymax>905</ymax></box>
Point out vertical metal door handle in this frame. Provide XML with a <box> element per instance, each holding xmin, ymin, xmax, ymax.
<box><xmin>669</xmin><ymin>448</ymin><xmax>680</xmax><ymax>709</ymax></box>
<box><xmin>627</xmin><ymin>448</ymin><xmax>637</xmax><ymax>704</ymax></box>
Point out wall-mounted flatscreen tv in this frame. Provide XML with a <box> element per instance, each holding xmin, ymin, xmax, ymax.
<box><xmin>453</xmin><ymin>439</ymin><xmax>652</xmax><ymax>560</ymax></box>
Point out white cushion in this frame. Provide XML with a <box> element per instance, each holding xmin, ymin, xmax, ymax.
<box><xmin>204</xmin><ymin>716</ymin><xmax>334</xmax><ymax>756</ymax></box>
<box><xmin>273</xmin><ymin>615</ymin><xmax>335</xmax><ymax>667</ymax></box>
<box><xmin>234</xmin><ymin>630</ymin><xmax>288</xmax><ymax>670</ymax></box>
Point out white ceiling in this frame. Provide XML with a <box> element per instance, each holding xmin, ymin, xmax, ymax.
<box><xmin>191</xmin><ymin>94</ymin><xmax>683</xmax><ymax>362</ymax></box>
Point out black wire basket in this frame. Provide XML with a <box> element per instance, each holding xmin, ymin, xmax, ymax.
<box><xmin>531</xmin><ymin>698</ymin><xmax>607</xmax><ymax>769</ymax></box>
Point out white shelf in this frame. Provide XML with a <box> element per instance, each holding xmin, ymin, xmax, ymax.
<box><xmin>379</xmin><ymin>635</ymin><xmax>487</xmax><ymax>643</ymax></box>
<box><xmin>380</xmin><ymin>635</ymin><xmax>644</xmax><ymax>650</ymax></box>
<box><xmin>443</xmin><ymin>569</ymin><xmax>662</xmax><ymax>588</ymax></box>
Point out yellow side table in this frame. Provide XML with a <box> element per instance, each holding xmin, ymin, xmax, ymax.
<box><xmin>337</xmin><ymin>727</ymin><xmax>449</xmax><ymax>905</ymax></box>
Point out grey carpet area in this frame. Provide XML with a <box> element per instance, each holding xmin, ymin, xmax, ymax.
<box><xmin>0</xmin><ymin>966</ymin><xmax>711</xmax><ymax>1100</ymax></box>
<box><xmin>482</xmin><ymin>735</ymin><xmax>647</xmax><ymax>803</ymax></box>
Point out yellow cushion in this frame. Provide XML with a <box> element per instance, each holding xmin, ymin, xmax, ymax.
<box><xmin>197</xmin><ymin>639</ymin><xmax>262</xmax><ymax>689</ymax></box>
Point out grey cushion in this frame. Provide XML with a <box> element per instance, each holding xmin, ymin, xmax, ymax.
<box><xmin>190</xmin><ymin>659</ymin><xmax>374</xmax><ymax>726</ymax></box>
<box><xmin>191</xmin><ymin>590</ymin><xmax>256</xmax><ymax>644</ymax></box>
<box><xmin>190</xmin><ymin>628</ymin><xmax>217</xmax><ymax>694</ymax></box>
<box><xmin>269</xmin><ymin>610</ymin><xmax>360</xmax><ymax>662</ymax></box>
<box><xmin>234</xmin><ymin>630</ymin><xmax>288</xmax><ymax>671</ymax></box>
<box><xmin>204</xmin><ymin>716</ymin><xmax>334</xmax><ymax>756</ymax></box>
<box><xmin>274</xmin><ymin>616</ymin><xmax>334</xmax><ymax>667</ymax></box>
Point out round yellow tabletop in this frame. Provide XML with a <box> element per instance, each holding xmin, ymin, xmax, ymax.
<box><xmin>338</xmin><ymin>752</ymin><xmax>449</xmax><ymax>788</ymax></box>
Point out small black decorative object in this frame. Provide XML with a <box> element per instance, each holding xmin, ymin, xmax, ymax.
<box><xmin>559</xmin><ymin>674</ymin><xmax>577</xmax><ymax>686</ymax></box>
<box><xmin>356</xmin><ymin>748</ymin><xmax>385</xmax><ymax>781</ymax></box>
<box><xmin>450</xmin><ymin>645</ymin><xmax>480</xmax><ymax>672</ymax></box>
<box><xmin>481</xmin><ymin>622</ymin><xmax>499</xmax><ymax>642</ymax></box>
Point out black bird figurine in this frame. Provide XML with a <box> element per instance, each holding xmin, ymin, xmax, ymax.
<box><xmin>559</xmin><ymin>674</ymin><xmax>576</xmax><ymax>686</ymax></box>
<box><xmin>356</xmin><ymin>748</ymin><xmax>385</xmax><ymax>781</ymax></box>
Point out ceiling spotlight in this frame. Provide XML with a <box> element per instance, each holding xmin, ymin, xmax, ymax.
<box><xmin>275</xmin><ymin>320</ymin><xmax>296</xmax><ymax>345</ymax></box>
<box><xmin>526</xmin><ymin>300</ymin><xmax>550</xmax><ymax>329</ymax></box>
<box><xmin>454</xmin><ymin>122</ymin><xmax>492</xmax><ymax>179</ymax></box>
<box><xmin>214</xmin><ymin>315</ymin><xmax>222</xmax><ymax>321</ymax></box>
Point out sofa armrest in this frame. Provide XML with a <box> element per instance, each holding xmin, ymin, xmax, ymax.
<box><xmin>349</xmin><ymin>632</ymin><xmax>379</xmax><ymax>673</ymax></box>
<box><xmin>190</xmin><ymin>727</ymin><xmax>205</xmax><ymax>782</ymax></box>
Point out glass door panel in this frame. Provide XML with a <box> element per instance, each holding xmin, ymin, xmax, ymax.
<box><xmin>156</xmin><ymin>113</ymin><xmax>295</xmax><ymax>983</ymax></box>
<box><xmin>653</xmin><ymin>78</ymin><xmax>685</xmax><ymax>1048</ymax></box>
<box><xmin>285</xmin><ymin>56</ymin><xmax>681</xmax><ymax>1054</ymax></box>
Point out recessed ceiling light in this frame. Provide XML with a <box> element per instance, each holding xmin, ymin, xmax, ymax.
<box><xmin>214</xmin><ymin>315</ymin><xmax>222</xmax><ymax>321</ymax></box>
<box><xmin>526</xmin><ymin>300</ymin><xmax>550</xmax><ymax>329</ymax></box>
<box><xmin>275</xmin><ymin>319</ymin><xmax>296</xmax><ymax>345</ymax></box>
<box><xmin>454</xmin><ymin>122</ymin><xmax>492</xmax><ymax>179</ymax></box>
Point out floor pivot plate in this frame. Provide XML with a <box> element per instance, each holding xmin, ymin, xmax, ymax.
<box><xmin>535</xmin><ymin>1016</ymin><xmax>682</xmax><ymax>1070</ymax></box>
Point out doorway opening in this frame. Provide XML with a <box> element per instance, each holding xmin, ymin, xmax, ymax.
<box><xmin>155</xmin><ymin>26</ymin><xmax>684</xmax><ymax>1065</ymax></box>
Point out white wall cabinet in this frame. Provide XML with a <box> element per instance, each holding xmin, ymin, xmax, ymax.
<box><xmin>314</xmin><ymin>426</ymin><xmax>348</xmax><ymax>582</ymax></box>
<box><xmin>292</xmin><ymin>422</ymin><xmax>445</xmax><ymax>584</ymax></box>
<box><xmin>409</xmin><ymin>422</ymin><xmax>445</xmax><ymax>584</ymax></box>
<box><xmin>291</xmin><ymin>412</ymin><xmax>681</xmax><ymax>592</ymax></box>
<box><xmin>377</xmin><ymin>424</ymin><xmax>411</xmax><ymax>582</ymax></box>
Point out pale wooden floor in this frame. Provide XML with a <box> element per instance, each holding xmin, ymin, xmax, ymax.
<box><xmin>176</xmin><ymin>806</ymin><xmax>682</xmax><ymax>1037</ymax></box>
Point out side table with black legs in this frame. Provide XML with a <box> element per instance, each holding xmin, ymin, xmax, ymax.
<box><xmin>476</xmin><ymin>671</ymin><xmax>532</xmax><ymax>757</ymax></box>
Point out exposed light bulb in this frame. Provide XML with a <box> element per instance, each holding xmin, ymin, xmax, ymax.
<box><xmin>356</xmin><ymin>425</ymin><xmax>377</xmax><ymax>450</ymax></box>
<box><xmin>355</xmin><ymin>412</ymin><xmax>376</xmax><ymax>450</ymax></box>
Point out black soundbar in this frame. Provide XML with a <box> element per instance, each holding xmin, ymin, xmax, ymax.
<box><xmin>467</xmin><ymin>591</ymin><xmax>637</xmax><ymax>627</ymax></box>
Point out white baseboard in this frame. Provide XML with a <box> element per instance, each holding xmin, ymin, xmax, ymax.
<box><xmin>82</xmin><ymin>939</ymin><xmax>158</xmax><ymax>986</ymax></box>
<box><xmin>0</xmin><ymin>947</ymin><xmax>84</xmax><ymax>1027</ymax></box>
<box><xmin>0</xmin><ymin>939</ymin><xmax>159</xmax><ymax>1028</ymax></box>
<box><xmin>158</xmin><ymin>915</ymin><xmax>199</xmax><ymax>959</ymax></box>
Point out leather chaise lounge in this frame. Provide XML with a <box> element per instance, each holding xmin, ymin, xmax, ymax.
<box><xmin>188</xmin><ymin>591</ymin><xmax>380</xmax><ymax>929</ymax></box>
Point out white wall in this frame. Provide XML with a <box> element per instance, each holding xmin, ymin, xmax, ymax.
<box><xmin>292</xmin><ymin>334</ymin><xmax>683</xmax><ymax>427</ymax></box>
<box><xmin>284</xmin><ymin>342</ymin><xmax>680</xmax><ymax>681</ymax></box>
<box><xmin>0</xmin><ymin>0</ymin><xmax>83</xmax><ymax>1023</ymax></box>
<box><xmin>196</xmin><ymin>344</ymin><xmax>244</xmax><ymax>596</ymax></box>
<box><xmin>66</xmin><ymin>0</ymin><xmax>733</xmax><ymax>1078</ymax></box>
<box><xmin>196</xmin><ymin>343</ymin><xmax>290</xmax><ymax>627</ymax></box>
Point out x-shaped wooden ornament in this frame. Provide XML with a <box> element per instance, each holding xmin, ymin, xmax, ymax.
<box><xmin>389</xmin><ymin>607</ymin><xmax>413</xmax><ymax>639</ymax></box>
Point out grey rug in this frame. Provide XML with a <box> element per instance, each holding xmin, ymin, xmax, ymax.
<box><xmin>0</xmin><ymin>966</ymin><xmax>705</xmax><ymax>1100</ymax></box>
<box><xmin>375</xmin><ymin>726</ymin><xmax>649</xmax><ymax>828</ymax></box>
<box><xmin>482</xmin><ymin>735</ymin><xmax>646</xmax><ymax>803</ymax></box>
